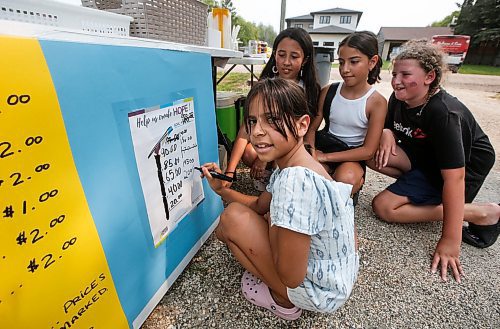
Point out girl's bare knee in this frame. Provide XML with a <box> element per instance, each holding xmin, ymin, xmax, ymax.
<box><xmin>217</xmin><ymin>203</ymin><xmax>246</xmax><ymax>241</ymax></box>
<box><xmin>336</xmin><ymin>171</ymin><xmax>355</xmax><ymax>186</ymax></box>
<box><xmin>372</xmin><ymin>194</ymin><xmax>394</xmax><ymax>223</ymax></box>
<box><xmin>216</xmin><ymin>206</ymin><xmax>234</xmax><ymax>242</ymax></box>
<box><xmin>215</xmin><ymin>222</ymin><xmax>226</xmax><ymax>242</ymax></box>
<box><xmin>334</xmin><ymin>170</ymin><xmax>359</xmax><ymax>186</ymax></box>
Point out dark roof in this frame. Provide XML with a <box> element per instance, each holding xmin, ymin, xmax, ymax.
<box><xmin>309</xmin><ymin>25</ymin><xmax>355</xmax><ymax>34</ymax></box>
<box><xmin>285</xmin><ymin>14</ymin><xmax>313</xmax><ymax>21</ymax></box>
<box><xmin>378</xmin><ymin>27</ymin><xmax>453</xmax><ymax>41</ymax></box>
<box><xmin>310</xmin><ymin>7</ymin><xmax>362</xmax><ymax>15</ymax></box>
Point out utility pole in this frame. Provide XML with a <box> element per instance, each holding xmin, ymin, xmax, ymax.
<box><xmin>280</xmin><ymin>0</ymin><xmax>286</xmax><ymax>32</ymax></box>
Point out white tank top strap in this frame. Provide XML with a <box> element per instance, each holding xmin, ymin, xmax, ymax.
<box><xmin>363</xmin><ymin>85</ymin><xmax>377</xmax><ymax>99</ymax></box>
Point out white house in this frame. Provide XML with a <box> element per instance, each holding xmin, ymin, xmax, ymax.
<box><xmin>285</xmin><ymin>7</ymin><xmax>362</xmax><ymax>50</ymax></box>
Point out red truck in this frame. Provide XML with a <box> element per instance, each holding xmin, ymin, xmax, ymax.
<box><xmin>431</xmin><ymin>35</ymin><xmax>470</xmax><ymax>73</ymax></box>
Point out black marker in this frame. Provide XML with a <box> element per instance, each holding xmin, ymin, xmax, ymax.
<box><xmin>194</xmin><ymin>167</ymin><xmax>234</xmax><ymax>182</ymax></box>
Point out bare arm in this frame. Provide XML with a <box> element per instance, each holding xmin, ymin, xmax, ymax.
<box><xmin>318</xmin><ymin>92</ymin><xmax>387</xmax><ymax>163</ymax></box>
<box><xmin>431</xmin><ymin>167</ymin><xmax>465</xmax><ymax>282</ymax></box>
<box><xmin>272</xmin><ymin>226</ymin><xmax>310</xmax><ymax>288</ymax></box>
<box><xmin>218</xmin><ymin>188</ymin><xmax>272</xmax><ymax>215</ymax></box>
<box><xmin>225</xmin><ymin>124</ymin><xmax>249</xmax><ymax>175</ymax></box>
<box><xmin>304</xmin><ymin>85</ymin><xmax>330</xmax><ymax>147</ymax></box>
<box><xmin>375</xmin><ymin>128</ymin><xmax>398</xmax><ymax>169</ymax></box>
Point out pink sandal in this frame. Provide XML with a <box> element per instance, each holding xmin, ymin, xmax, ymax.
<box><xmin>241</xmin><ymin>271</ymin><xmax>302</xmax><ymax>321</ymax></box>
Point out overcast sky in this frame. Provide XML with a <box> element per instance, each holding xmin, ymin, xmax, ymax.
<box><xmin>57</xmin><ymin>0</ymin><xmax>461</xmax><ymax>34</ymax></box>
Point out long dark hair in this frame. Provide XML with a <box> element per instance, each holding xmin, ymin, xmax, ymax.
<box><xmin>260</xmin><ymin>27</ymin><xmax>320</xmax><ymax>117</ymax></box>
<box><xmin>244</xmin><ymin>78</ymin><xmax>311</xmax><ymax>140</ymax></box>
<box><xmin>339</xmin><ymin>31</ymin><xmax>382</xmax><ymax>84</ymax></box>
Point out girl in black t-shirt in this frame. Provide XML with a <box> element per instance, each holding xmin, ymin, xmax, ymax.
<box><xmin>367</xmin><ymin>41</ymin><xmax>499</xmax><ymax>283</ymax></box>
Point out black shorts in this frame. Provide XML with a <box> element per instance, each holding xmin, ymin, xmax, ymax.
<box><xmin>387</xmin><ymin>169</ymin><xmax>442</xmax><ymax>205</ymax></box>
<box><xmin>387</xmin><ymin>167</ymin><xmax>489</xmax><ymax>205</ymax></box>
<box><xmin>394</xmin><ymin>142</ymin><xmax>493</xmax><ymax>204</ymax></box>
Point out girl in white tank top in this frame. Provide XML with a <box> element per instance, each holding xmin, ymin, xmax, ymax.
<box><xmin>304</xmin><ymin>31</ymin><xmax>387</xmax><ymax>198</ymax></box>
<box><xmin>329</xmin><ymin>80</ymin><xmax>376</xmax><ymax>147</ymax></box>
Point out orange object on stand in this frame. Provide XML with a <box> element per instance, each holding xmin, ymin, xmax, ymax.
<box><xmin>211</xmin><ymin>8</ymin><xmax>231</xmax><ymax>49</ymax></box>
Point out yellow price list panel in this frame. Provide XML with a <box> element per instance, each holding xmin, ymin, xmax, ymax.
<box><xmin>0</xmin><ymin>37</ymin><xmax>129</xmax><ymax>328</ymax></box>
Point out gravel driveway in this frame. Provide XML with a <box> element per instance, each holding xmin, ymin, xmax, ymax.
<box><xmin>141</xmin><ymin>70</ymin><xmax>500</xmax><ymax>328</ymax></box>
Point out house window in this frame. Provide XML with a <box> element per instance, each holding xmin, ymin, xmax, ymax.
<box><xmin>340</xmin><ymin>16</ymin><xmax>352</xmax><ymax>24</ymax></box>
<box><xmin>319</xmin><ymin>16</ymin><xmax>330</xmax><ymax>24</ymax></box>
<box><xmin>295</xmin><ymin>24</ymin><xmax>303</xmax><ymax>28</ymax></box>
<box><xmin>323</xmin><ymin>42</ymin><xmax>335</xmax><ymax>47</ymax></box>
<box><xmin>312</xmin><ymin>41</ymin><xmax>319</xmax><ymax>46</ymax></box>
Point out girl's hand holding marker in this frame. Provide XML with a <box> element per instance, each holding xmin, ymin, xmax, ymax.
<box><xmin>195</xmin><ymin>164</ymin><xmax>233</xmax><ymax>195</ymax></box>
<box><xmin>195</xmin><ymin>166</ymin><xmax>234</xmax><ymax>182</ymax></box>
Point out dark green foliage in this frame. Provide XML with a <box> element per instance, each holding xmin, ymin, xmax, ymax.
<box><xmin>455</xmin><ymin>0</ymin><xmax>500</xmax><ymax>45</ymax></box>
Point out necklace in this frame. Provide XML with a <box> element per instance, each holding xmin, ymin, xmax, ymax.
<box><xmin>416</xmin><ymin>89</ymin><xmax>438</xmax><ymax>116</ymax></box>
<box><xmin>415</xmin><ymin>98</ymin><xmax>429</xmax><ymax>117</ymax></box>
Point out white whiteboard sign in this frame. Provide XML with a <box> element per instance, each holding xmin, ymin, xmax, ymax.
<box><xmin>128</xmin><ymin>98</ymin><xmax>204</xmax><ymax>246</ymax></box>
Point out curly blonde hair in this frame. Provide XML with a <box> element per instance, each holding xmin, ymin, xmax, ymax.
<box><xmin>396</xmin><ymin>40</ymin><xmax>446</xmax><ymax>95</ymax></box>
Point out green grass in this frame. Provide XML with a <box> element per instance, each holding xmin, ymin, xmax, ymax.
<box><xmin>216</xmin><ymin>72</ymin><xmax>251</xmax><ymax>94</ymax></box>
<box><xmin>382</xmin><ymin>61</ymin><xmax>392</xmax><ymax>70</ymax></box>
<box><xmin>458</xmin><ymin>64</ymin><xmax>500</xmax><ymax>75</ymax></box>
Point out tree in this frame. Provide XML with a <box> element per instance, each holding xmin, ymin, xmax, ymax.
<box><xmin>234</xmin><ymin>16</ymin><xmax>259</xmax><ymax>46</ymax></box>
<box><xmin>431</xmin><ymin>10</ymin><xmax>461</xmax><ymax>27</ymax></box>
<box><xmin>454</xmin><ymin>0</ymin><xmax>500</xmax><ymax>45</ymax></box>
<box><xmin>257</xmin><ymin>23</ymin><xmax>277</xmax><ymax>45</ymax></box>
